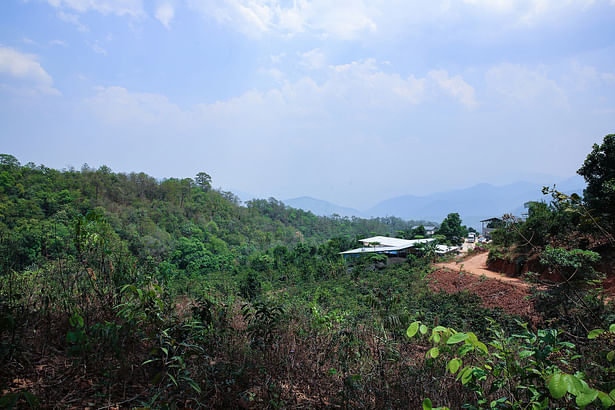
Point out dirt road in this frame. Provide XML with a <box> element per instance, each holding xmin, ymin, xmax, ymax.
<box><xmin>435</xmin><ymin>252</ymin><xmax>530</xmax><ymax>288</ymax></box>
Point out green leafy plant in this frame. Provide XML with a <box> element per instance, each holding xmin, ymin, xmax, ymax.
<box><xmin>66</xmin><ymin>312</ymin><xmax>89</xmax><ymax>361</ymax></box>
<box><xmin>407</xmin><ymin>319</ymin><xmax>615</xmax><ymax>409</ymax></box>
<box><xmin>241</xmin><ymin>299</ymin><xmax>285</xmax><ymax>350</ymax></box>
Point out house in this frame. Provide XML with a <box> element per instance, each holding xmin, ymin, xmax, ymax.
<box><xmin>480</xmin><ymin>217</ymin><xmax>503</xmax><ymax>238</ymax></box>
<box><xmin>411</xmin><ymin>225</ymin><xmax>436</xmax><ymax>236</ymax></box>
<box><xmin>435</xmin><ymin>244</ymin><xmax>461</xmax><ymax>255</ymax></box>
<box><xmin>340</xmin><ymin>235</ymin><xmax>435</xmax><ymax>259</ymax></box>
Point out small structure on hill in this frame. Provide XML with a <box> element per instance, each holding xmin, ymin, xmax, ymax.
<box><xmin>340</xmin><ymin>236</ymin><xmax>435</xmax><ymax>259</ymax></box>
<box><xmin>480</xmin><ymin>217</ymin><xmax>503</xmax><ymax>238</ymax></box>
<box><xmin>411</xmin><ymin>225</ymin><xmax>436</xmax><ymax>236</ymax></box>
<box><xmin>435</xmin><ymin>244</ymin><xmax>461</xmax><ymax>255</ymax></box>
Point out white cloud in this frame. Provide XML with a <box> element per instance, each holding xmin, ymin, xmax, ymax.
<box><xmin>428</xmin><ymin>69</ymin><xmax>477</xmax><ymax>107</ymax></box>
<box><xmin>155</xmin><ymin>3</ymin><xmax>175</xmax><ymax>28</ymax></box>
<box><xmin>187</xmin><ymin>0</ymin><xmax>377</xmax><ymax>39</ymax></box>
<box><xmin>56</xmin><ymin>11</ymin><xmax>89</xmax><ymax>32</ymax></box>
<box><xmin>568</xmin><ymin>62</ymin><xmax>615</xmax><ymax>89</ymax></box>
<box><xmin>186</xmin><ymin>0</ymin><xmax>614</xmax><ymax>39</ymax></box>
<box><xmin>49</xmin><ymin>39</ymin><xmax>69</xmax><ymax>47</ymax></box>
<box><xmin>0</xmin><ymin>46</ymin><xmax>60</xmax><ymax>95</ymax></box>
<box><xmin>45</xmin><ymin>0</ymin><xmax>144</xmax><ymax>16</ymax></box>
<box><xmin>88</xmin><ymin>41</ymin><xmax>108</xmax><ymax>55</ymax></box>
<box><xmin>602</xmin><ymin>72</ymin><xmax>615</xmax><ymax>84</ymax></box>
<box><xmin>22</xmin><ymin>37</ymin><xmax>36</xmax><ymax>45</ymax></box>
<box><xmin>460</xmin><ymin>0</ymin><xmax>600</xmax><ymax>24</ymax></box>
<box><xmin>298</xmin><ymin>48</ymin><xmax>325</xmax><ymax>70</ymax></box>
<box><xmin>270</xmin><ymin>53</ymin><xmax>285</xmax><ymax>64</ymax></box>
<box><xmin>87</xmin><ymin>58</ymin><xmax>474</xmax><ymax>131</ymax></box>
<box><xmin>86</xmin><ymin>86</ymin><xmax>183</xmax><ymax>124</ymax></box>
<box><xmin>327</xmin><ymin>59</ymin><xmax>427</xmax><ymax>105</ymax></box>
<box><xmin>266</xmin><ymin>68</ymin><xmax>285</xmax><ymax>82</ymax></box>
<box><xmin>485</xmin><ymin>63</ymin><xmax>564</xmax><ymax>103</ymax></box>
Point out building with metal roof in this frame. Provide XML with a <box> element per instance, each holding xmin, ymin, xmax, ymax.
<box><xmin>340</xmin><ymin>236</ymin><xmax>435</xmax><ymax>257</ymax></box>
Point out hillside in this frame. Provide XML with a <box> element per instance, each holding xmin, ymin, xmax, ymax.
<box><xmin>1</xmin><ymin>136</ymin><xmax>614</xmax><ymax>409</ymax></box>
<box><xmin>0</xmin><ymin>154</ymin><xmax>426</xmax><ymax>275</ymax></box>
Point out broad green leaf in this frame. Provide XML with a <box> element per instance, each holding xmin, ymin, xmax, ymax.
<box><xmin>433</xmin><ymin>332</ymin><xmax>441</xmax><ymax>343</ymax></box>
<box><xmin>575</xmin><ymin>389</ymin><xmax>599</xmax><ymax>407</ymax></box>
<box><xmin>588</xmin><ymin>329</ymin><xmax>605</xmax><ymax>339</ymax></box>
<box><xmin>609</xmin><ymin>324</ymin><xmax>615</xmax><ymax>333</ymax></box>
<box><xmin>476</xmin><ymin>342</ymin><xmax>489</xmax><ymax>355</ymax></box>
<box><xmin>607</xmin><ymin>350</ymin><xmax>614</xmax><ymax>362</ymax></box>
<box><xmin>407</xmin><ymin>321</ymin><xmax>419</xmax><ymax>338</ymax></box>
<box><xmin>420</xmin><ymin>324</ymin><xmax>428</xmax><ymax>335</ymax></box>
<box><xmin>456</xmin><ymin>366</ymin><xmax>468</xmax><ymax>381</ymax></box>
<box><xmin>461</xmin><ymin>367</ymin><xmax>473</xmax><ymax>385</ymax></box>
<box><xmin>459</xmin><ymin>344</ymin><xmax>474</xmax><ymax>356</ymax></box>
<box><xmin>447</xmin><ymin>358</ymin><xmax>461</xmax><ymax>374</ymax></box>
<box><xmin>597</xmin><ymin>391</ymin><xmax>614</xmax><ymax>407</ymax></box>
<box><xmin>519</xmin><ymin>350</ymin><xmax>535</xmax><ymax>358</ymax></box>
<box><xmin>565</xmin><ymin>374</ymin><xmax>584</xmax><ymax>395</ymax></box>
<box><xmin>423</xmin><ymin>398</ymin><xmax>433</xmax><ymax>410</ymax></box>
<box><xmin>548</xmin><ymin>373</ymin><xmax>568</xmax><ymax>399</ymax></box>
<box><xmin>427</xmin><ymin>347</ymin><xmax>439</xmax><ymax>359</ymax></box>
<box><xmin>447</xmin><ymin>333</ymin><xmax>468</xmax><ymax>344</ymax></box>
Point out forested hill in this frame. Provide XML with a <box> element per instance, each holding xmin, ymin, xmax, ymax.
<box><xmin>0</xmin><ymin>154</ymin><xmax>431</xmax><ymax>273</ymax></box>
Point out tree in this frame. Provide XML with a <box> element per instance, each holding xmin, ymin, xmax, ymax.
<box><xmin>577</xmin><ymin>134</ymin><xmax>615</xmax><ymax>225</ymax></box>
<box><xmin>437</xmin><ymin>213</ymin><xmax>468</xmax><ymax>246</ymax></box>
<box><xmin>195</xmin><ymin>172</ymin><xmax>212</xmax><ymax>192</ymax></box>
<box><xmin>412</xmin><ymin>225</ymin><xmax>427</xmax><ymax>238</ymax></box>
<box><xmin>0</xmin><ymin>154</ymin><xmax>20</xmax><ymax>168</ymax></box>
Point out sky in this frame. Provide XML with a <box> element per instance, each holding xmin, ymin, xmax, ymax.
<box><xmin>0</xmin><ymin>0</ymin><xmax>614</xmax><ymax>210</ymax></box>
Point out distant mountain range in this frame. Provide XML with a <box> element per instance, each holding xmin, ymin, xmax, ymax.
<box><xmin>282</xmin><ymin>196</ymin><xmax>363</xmax><ymax>218</ymax></box>
<box><xmin>280</xmin><ymin>176</ymin><xmax>586</xmax><ymax>230</ymax></box>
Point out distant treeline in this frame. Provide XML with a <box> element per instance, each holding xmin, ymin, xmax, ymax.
<box><xmin>0</xmin><ymin>154</ymin><xmax>433</xmax><ymax>274</ymax></box>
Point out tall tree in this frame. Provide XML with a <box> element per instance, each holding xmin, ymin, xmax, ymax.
<box><xmin>195</xmin><ymin>172</ymin><xmax>212</xmax><ymax>192</ymax></box>
<box><xmin>437</xmin><ymin>213</ymin><xmax>467</xmax><ymax>246</ymax></box>
<box><xmin>577</xmin><ymin>134</ymin><xmax>615</xmax><ymax>225</ymax></box>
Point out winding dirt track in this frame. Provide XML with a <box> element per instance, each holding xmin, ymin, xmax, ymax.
<box><xmin>435</xmin><ymin>252</ymin><xmax>530</xmax><ymax>288</ymax></box>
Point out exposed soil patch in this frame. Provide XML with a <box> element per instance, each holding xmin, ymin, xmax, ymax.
<box><xmin>427</xmin><ymin>268</ymin><xmax>540</xmax><ymax>323</ymax></box>
<box><xmin>436</xmin><ymin>253</ymin><xmax>531</xmax><ymax>287</ymax></box>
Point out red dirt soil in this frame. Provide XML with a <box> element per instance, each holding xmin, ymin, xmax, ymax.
<box><xmin>436</xmin><ymin>253</ymin><xmax>530</xmax><ymax>287</ymax></box>
<box><xmin>427</xmin><ymin>268</ymin><xmax>539</xmax><ymax>321</ymax></box>
<box><xmin>429</xmin><ymin>253</ymin><xmax>540</xmax><ymax>322</ymax></box>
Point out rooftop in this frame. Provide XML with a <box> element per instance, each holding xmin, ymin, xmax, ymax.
<box><xmin>341</xmin><ymin>236</ymin><xmax>435</xmax><ymax>255</ymax></box>
<box><xmin>358</xmin><ymin>236</ymin><xmax>434</xmax><ymax>248</ymax></box>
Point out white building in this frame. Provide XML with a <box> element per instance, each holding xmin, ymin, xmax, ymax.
<box><xmin>340</xmin><ymin>236</ymin><xmax>435</xmax><ymax>257</ymax></box>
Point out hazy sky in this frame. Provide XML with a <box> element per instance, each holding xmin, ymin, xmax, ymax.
<box><xmin>1</xmin><ymin>0</ymin><xmax>614</xmax><ymax>209</ymax></box>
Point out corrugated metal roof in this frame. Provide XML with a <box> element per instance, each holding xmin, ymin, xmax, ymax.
<box><xmin>480</xmin><ymin>217</ymin><xmax>502</xmax><ymax>222</ymax></box>
<box><xmin>341</xmin><ymin>237</ymin><xmax>435</xmax><ymax>255</ymax></box>
<box><xmin>435</xmin><ymin>245</ymin><xmax>461</xmax><ymax>254</ymax></box>
<box><xmin>340</xmin><ymin>245</ymin><xmax>408</xmax><ymax>254</ymax></box>
<box><xmin>358</xmin><ymin>236</ymin><xmax>434</xmax><ymax>248</ymax></box>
